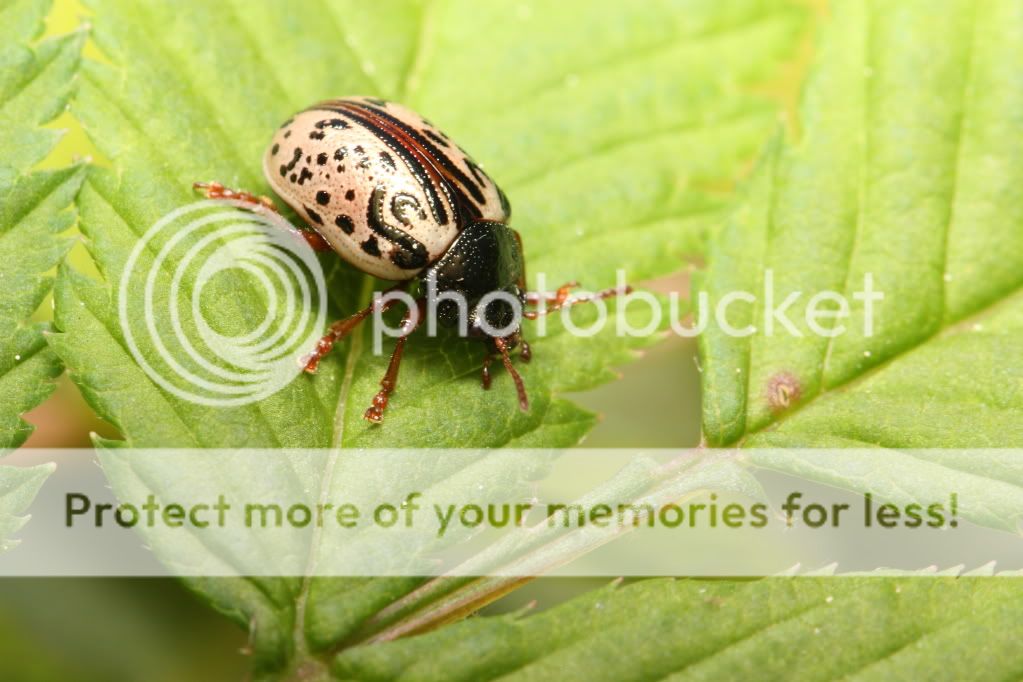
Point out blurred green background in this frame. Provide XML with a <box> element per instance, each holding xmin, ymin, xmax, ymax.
<box><xmin>3</xmin><ymin>0</ymin><xmax>817</xmax><ymax>678</ymax></box>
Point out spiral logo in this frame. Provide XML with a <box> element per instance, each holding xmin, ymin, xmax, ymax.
<box><xmin>118</xmin><ymin>200</ymin><xmax>327</xmax><ymax>407</ymax></box>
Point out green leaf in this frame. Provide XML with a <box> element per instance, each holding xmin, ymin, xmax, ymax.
<box><xmin>0</xmin><ymin>463</ymin><xmax>53</xmax><ymax>551</ymax></box>
<box><xmin>0</xmin><ymin>165</ymin><xmax>84</xmax><ymax>451</ymax></box>
<box><xmin>49</xmin><ymin>0</ymin><xmax>806</xmax><ymax>674</ymax></box>
<box><xmin>0</xmin><ymin>0</ymin><xmax>84</xmax><ymax>173</ymax></box>
<box><xmin>700</xmin><ymin>0</ymin><xmax>1023</xmax><ymax>450</ymax></box>
<box><xmin>0</xmin><ymin>0</ymin><xmax>84</xmax><ymax>451</ymax></box>
<box><xmin>0</xmin><ymin>0</ymin><xmax>83</xmax><ymax>554</ymax></box>
<box><xmin>333</xmin><ymin>576</ymin><xmax>1023</xmax><ymax>681</ymax></box>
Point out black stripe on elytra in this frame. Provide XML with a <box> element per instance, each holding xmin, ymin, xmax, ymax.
<box><xmin>353</xmin><ymin>102</ymin><xmax>487</xmax><ymax>205</ymax></box>
<box><xmin>321</xmin><ymin>107</ymin><xmax>450</xmax><ymax>227</ymax></box>
<box><xmin>367</xmin><ymin>185</ymin><xmax>428</xmax><ymax>269</ymax></box>
<box><xmin>497</xmin><ymin>184</ymin><xmax>512</xmax><ymax>218</ymax></box>
<box><xmin>423</xmin><ymin>129</ymin><xmax>449</xmax><ymax>148</ymax></box>
<box><xmin>465</xmin><ymin>158</ymin><xmax>489</xmax><ymax>189</ymax></box>
<box><xmin>352</xmin><ymin>107</ymin><xmax>483</xmax><ymax>224</ymax></box>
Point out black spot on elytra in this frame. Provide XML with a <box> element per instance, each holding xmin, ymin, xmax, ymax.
<box><xmin>306</xmin><ymin>155</ymin><xmax>312</xmax><ymax>163</ymax></box>
<box><xmin>279</xmin><ymin>164</ymin><xmax>287</xmax><ymax>177</ymax></box>
<box><xmin>271</xmin><ymin>143</ymin><xmax>280</xmax><ymax>155</ymax></box>
<box><xmin>290</xmin><ymin>173</ymin><xmax>297</xmax><ymax>182</ymax></box>
<box><xmin>354</xmin><ymin>145</ymin><xmax>365</xmax><ymax>155</ymax></box>
<box><xmin>334</xmin><ymin>147</ymin><xmax>348</xmax><ymax>161</ymax></box>
<box><xmin>316</xmin><ymin>190</ymin><xmax>331</xmax><ymax>205</ymax></box>
<box><xmin>298</xmin><ymin>168</ymin><xmax>314</xmax><ymax>185</ymax></box>
<box><xmin>336</xmin><ymin>165</ymin><xmax>344</xmax><ymax>173</ymax></box>
<box><xmin>286</xmin><ymin>147</ymin><xmax>302</xmax><ymax>171</ymax></box>
<box><xmin>309</xmin><ymin>131</ymin><xmax>326</xmax><ymax>140</ymax></box>
<box><xmin>335</xmin><ymin>214</ymin><xmax>354</xmax><ymax>234</ymax></box>
<box><xmin>284</xmin><ymin>130</ymin><xmax>292</xmax><ymax>139</ymax></box>
<box><xmin>315</xmin><ymin>118</ymin><xmax>348</xmax><ymax>130</ymax></box>
<box><xmin>345</xmin><ymin>189</ymin><xmax>355</xmax><ymax>201</ymax></box>
<box><xmin>379</xmin><ymin>151</ymin><xmax>396</xmax><ymax>171</ymax></box>
<box><xmin>361</xmin><ymin>236</ymin><xmax>381</xmax><ymax>256</ymax></box>
<box><xmin>358</xmin><ymin>158</ymin><xmax>371</xmax><ymax>170</ymax></box>
<box><xmin>316</xmin><ymin>152</ymin><xmax>328</xmax><ymax>165</ymax></box>
<box><xmin>305</xmin><ymin>206</ymin><xmax>323</xmax><ymax>225</ymax></box>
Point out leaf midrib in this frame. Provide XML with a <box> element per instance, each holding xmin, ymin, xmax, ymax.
<box><xmin>287</xmin><ymin>8</ymin><xmax>434</xmax><ymax>651</ymax></box>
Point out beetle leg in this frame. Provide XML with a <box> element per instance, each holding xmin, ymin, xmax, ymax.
<box><xmin>523</xmin><ymin>283</ymin><xmax>632</xmax><ymax>319</ymax></box>
<box><xmin>519</xmin><ymin>338</ymin><xmax>532</xmax><ymax>363</ymax></box>
<box><xmin>193</xmin><ymin>181</ymin><xmax>332</xmax><ymax>252</ymax></box>
<box><xmin>481</xmin><ymin>353</ymin><xmax>494</xmax><ymax>389</ymax></box>
<box><xmin>302</xmin><ymin>283</ymin><xmax>409</xmax><ymax>373</ymax></box>
<box><xmin>494</xmin><ymin>336</ymin><xmax>529</xmax><ymax>411</ymax></box>
<box><xmin>293</xmin><ymin>228</ymin><xmax>332</xmax><ymax>252</ymax></box>
<box><xmin>524</xmin><ymin>281</ymin><xmax>579</xmax><ymax>306</ymax></box>
<box><xmin>194</xmin><ymin>181</ymin><xmax>278</xmax><ymax>211</ymax></box>
<box><xmin>364</xmin><ymin>298</ymin><xmax>427</xmax><ymax>423</ymax></box>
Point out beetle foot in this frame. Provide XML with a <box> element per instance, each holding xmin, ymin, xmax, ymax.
<box><xmin>519</xmin><ymin>339</ymin><xmax>532</xmax><ymax>363</ymax></box>
<box><xmin>364</xmin><ymin>378</ymin><xmax>397</xmax><ymax>423</ymax></box>
<box><xmin>300</xmin><ymin>336</ymin><xmax>336</xmax><ymax>373</ymax></box>
<box><xmin>481</xmin><ymin>354</ymin><xmax>493</xmax><ymax>389</ymax></box>
<box><xmin>364</xmin><ymin>392</ymin><xmax>389</xmax><ymax>423</ymax></box>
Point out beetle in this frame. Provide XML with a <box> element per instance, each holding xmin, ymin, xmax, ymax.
<box><xmin>195</xmin><ymin>96</ymin><xmax>627</xmax><ymax>423</ymax></box>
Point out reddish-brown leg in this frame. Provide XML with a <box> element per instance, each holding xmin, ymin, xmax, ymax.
<box><xmin>524</xmin><ymin>282</ymin><xmax>632</xmax><ymax>319</ymax></box>
<box><xmin>364</xmin><ymin>298</ymin><xmax>427</xmax><ymax>423</ymax></box>
<box><xmin>481</xmin><ymin>353</ymin><xmax>494</xmax><ymax>389</ymax></box>
<box><xmin>524</xmin><ymin>281</ymin><xmax>579</xmax><ymax>306</ymax></box>
<box><xmin>194</xmin><ymin>181</ymin><xmax>277</xmax><ymax>211</ymax></box>
<box><xmin>193</xmin><ymin>181</ymin><xmax>332</xmax><ymax>252</ymax></box>
<box><xmin>494</xmin><ymin>336</ymin><xmax>529</xmax><ymax>412</ymax></box>
<box><xmin>483</xmin><ymin>338</ymin><xmax>529</xmax><ymax>389</ymax></box>
<box><xmin>302</xmin><ymin>283</ymin><xmax>409</xmax><ymax>373</ymax></box>
<box><xmin>519</xmin><ymin>338</ymin><xmax>532</xmax><ymax>363</ymax></box>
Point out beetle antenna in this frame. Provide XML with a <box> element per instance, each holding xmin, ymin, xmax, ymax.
<box><xmin>494</xmin><ymin>337</ymin><xmax>529</xmax><ymax>411</ymax></box>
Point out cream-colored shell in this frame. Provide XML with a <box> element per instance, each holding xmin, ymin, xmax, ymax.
<box><xmin>263</xmin><ymin>96</ymin><xmax>510</xmax><ymax>281</ymax></box>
